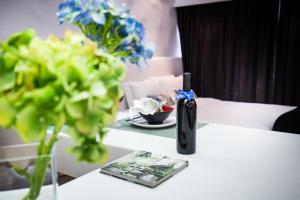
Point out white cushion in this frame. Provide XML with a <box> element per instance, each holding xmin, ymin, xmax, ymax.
<box><xmin>157</xmin><ymin>75</ymin><xmax>183</xmax><ymax>97</ymax></box>
<box><xmin>121</xmin><ymin>82</ymin><xmax>133</xmax><ymax>108</ymax></box>
<box><xmin>195</xmin><ymin>98</ymin><xmax>296</xmax><ymax>130</ymax></box>
<box><xmin>130</xmin><ymin>78</ymin><xmax>163</xmax><ymax>105</ymax></box>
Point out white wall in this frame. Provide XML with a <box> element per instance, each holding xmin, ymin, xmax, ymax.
<box><xmin>0</xmin><ymin>0</ymin><xmax>182</xmax><ymax>57</ymax></box>
<box><xmin>120</xmin><ymin>0</ymin><xmax>181</xmax><ymax>57</ymax></box>
<box><xmin>0</xmin><ymin>0</ymin><xmax>79</xmax><ymax>40</ymax></box>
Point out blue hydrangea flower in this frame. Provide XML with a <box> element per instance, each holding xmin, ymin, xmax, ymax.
<box><xmin>57</xmin><ymin>0</ymin><xmax>154</xmax><ymax>68</ymax></box>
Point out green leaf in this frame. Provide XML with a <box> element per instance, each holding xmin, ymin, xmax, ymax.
<box><xmin>114</xmin><ymin>64</ymin><xmax>126</xmax><ymax>80</ymax></box>
<box><xmin>90</xmin><ymin>81</ymin><xmax>107</xmax><ymax>97</ymax></box>
<box><xmin>71</xmin><ymin>91</ymin><xmax>90</xmax><ymax>102</ymax></box>
<box><xmin>98</xmin><ymin>128</ymin><xmax>108</xmax><ymax>141</ymax></box>
<box><xmin>69</xmin><ymin>146</ymin><xmax>85</xmax><ymax>161</ymax></box>
<box><xmin>16</xmin><ymin>105</ymin><xmax>45</xmax><ymax>142</ymax></box>
<box><xmin>95</xmin><ymin>97</ymin><xmax>113</xmax><ymax>109</ymax></box>
<box><xmin>75</xmin><ymin>112</ymin><xmax>99</xmax><ymax>135</ymax></box>
<box><xmin>54</xmin><ymin>112</ymin><xmax>66</xmax><ymax>130</ymax></box>
<box><xmin>25</xmin><ymin>85</ymin><xmax>56</xmax><ymax>106</ymax></box>
<box><xmin>0</xmin><ymin>98</ymin><xmax>16</xmax><ymax>127</ymax></box>
<box><xmin>66</xmin><ymin>127</ymin><xmax>85</xmax><ymax>143</ymax></box>
<box><xmin>54</xmin><ymin>95</ymin><xmax>66</xmax><ymax>112</ymax></box>
<box><xmin>0</xmin><ymin>71</ymin><xmax>15</xmax><ymax>92</ymax></box>
<box><xmin>3</xmin><ymin>51</ymin><xmax>18</xmax><ymax>69</ymax></box>
<box><xmin>69</xmin><ymin>138</ymin><xmax>108</xmax><ymax>163</ymax></box>
<box><xmin>107</xmin><ymin>84</ymin><xmax>123</xmax><ymax>99</ymax></box>
<box><xmin>7</xmin><ymin>29</ymin><xmax>35</xmax><ymax>47</ymax></box>
<box><xmin>97</xmin><ymin>144</ymin><xmax>108</xmax><ymax>163</ymax></box>
<box><xmin>65</xmin><ymin>100</ymin><xmax>86</xmax><ymax>119</ymax></box>
<box><xmin>98</xmin><ymin>63</ymin><xmax>110</xmax><ymax>76</ymax></box>
<box><xmin>86</xmin><ymin>145</ymin><xmax>101</xmax><ymax>163</ymax></box>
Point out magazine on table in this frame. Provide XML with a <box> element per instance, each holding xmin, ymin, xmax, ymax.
<box><xmin>100</xmin><ymin>150</ymin><xmax>188</xmax><ymax>188</ymax></box>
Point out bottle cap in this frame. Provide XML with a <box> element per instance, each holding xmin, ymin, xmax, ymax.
<box><xmin>183</xmin><ymin>72</ymin><xmax>191</xmax><ymax>91</ymax></box>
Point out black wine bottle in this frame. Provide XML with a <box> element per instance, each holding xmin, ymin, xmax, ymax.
<box><xmin>177</xmin><ymin>72</ymin><xmax>197</xmax><ymax>154</ymax></box>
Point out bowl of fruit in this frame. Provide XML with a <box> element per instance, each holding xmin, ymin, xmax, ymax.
<box><xmin>129</xmin><ymin>97</ymin><xmax>175</xmax><ymax>125</ymax></box>
<box><xmin>139</xmin><ymin>105</ymin><xmax>174</xmax><ymax>125</ymax></box>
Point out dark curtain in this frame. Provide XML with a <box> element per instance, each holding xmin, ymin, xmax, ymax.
<box><xmin>177</xmin><ymin>0</ymin><xmax>299</xmax><ymax>106</ymax></box>
<box><xmin>273</xmin><ymin>0</ymin><xmax>300</xmax><ymax>106</ymax></box>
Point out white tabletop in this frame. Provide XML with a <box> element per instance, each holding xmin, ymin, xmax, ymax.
<box><xmin>59</xmin><ymin>116</ymin><xmax>300</xmax><ymax>200</ymax></box>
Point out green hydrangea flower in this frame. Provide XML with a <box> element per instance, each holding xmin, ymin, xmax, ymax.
<box><xmin>0</xmin><ymin>29</ymin><xmax>125</xmax><ymax>163</ymax></box>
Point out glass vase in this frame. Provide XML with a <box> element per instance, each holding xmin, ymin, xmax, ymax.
<box><xmin>0</xmin><ymin>141</ymin><xmax>57</xmax><ymax>200</ymax></box>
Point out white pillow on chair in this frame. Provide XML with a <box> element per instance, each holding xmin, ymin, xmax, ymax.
<box><xmin>158</xmin><ymin>75</ymin><xmax>183</xmax><ymax>96</ymax></box>
<box><xmin>121</xmin><ymin>82</ymin><xmax>133</xmax><ymax>107</ymax></box>
<box><xmin>130</xmin><ymin>78</ymin><xmax>164</xmax><ymax>104</ymax></box>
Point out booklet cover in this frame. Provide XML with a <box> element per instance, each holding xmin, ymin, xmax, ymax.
<box><xmin>100</xmin><ymin>150</ymin><xmax>188</xmax><ymax>188</ymax></box>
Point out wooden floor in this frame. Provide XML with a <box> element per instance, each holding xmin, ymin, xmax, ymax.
<box><xmin>58</xmin><ymin>173</ymin><xmax>75</xmax><ymax>185</ymax></box>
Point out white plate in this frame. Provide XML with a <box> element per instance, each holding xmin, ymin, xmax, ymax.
<box><xmin>130</xmin><ymin>117</ymin><xmax>176</xmax><ymax>129</ymax></box>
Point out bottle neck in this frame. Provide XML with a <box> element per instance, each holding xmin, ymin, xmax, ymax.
<box><xmin>183</xmin><ymin>72</ymin><xmax>191</xmax><ymax>91</ymax></box>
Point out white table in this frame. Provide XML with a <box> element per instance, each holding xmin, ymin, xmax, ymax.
<box><xmin>58</xmin><ymin>114</ymin><xmax>300</xmax><ymax>200</ymax></box>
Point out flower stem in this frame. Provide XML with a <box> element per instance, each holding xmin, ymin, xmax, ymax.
<box><xmin>22</xmin><ymin>124</ymin><xmax>63</xmax><ymax>200</ymax></box>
